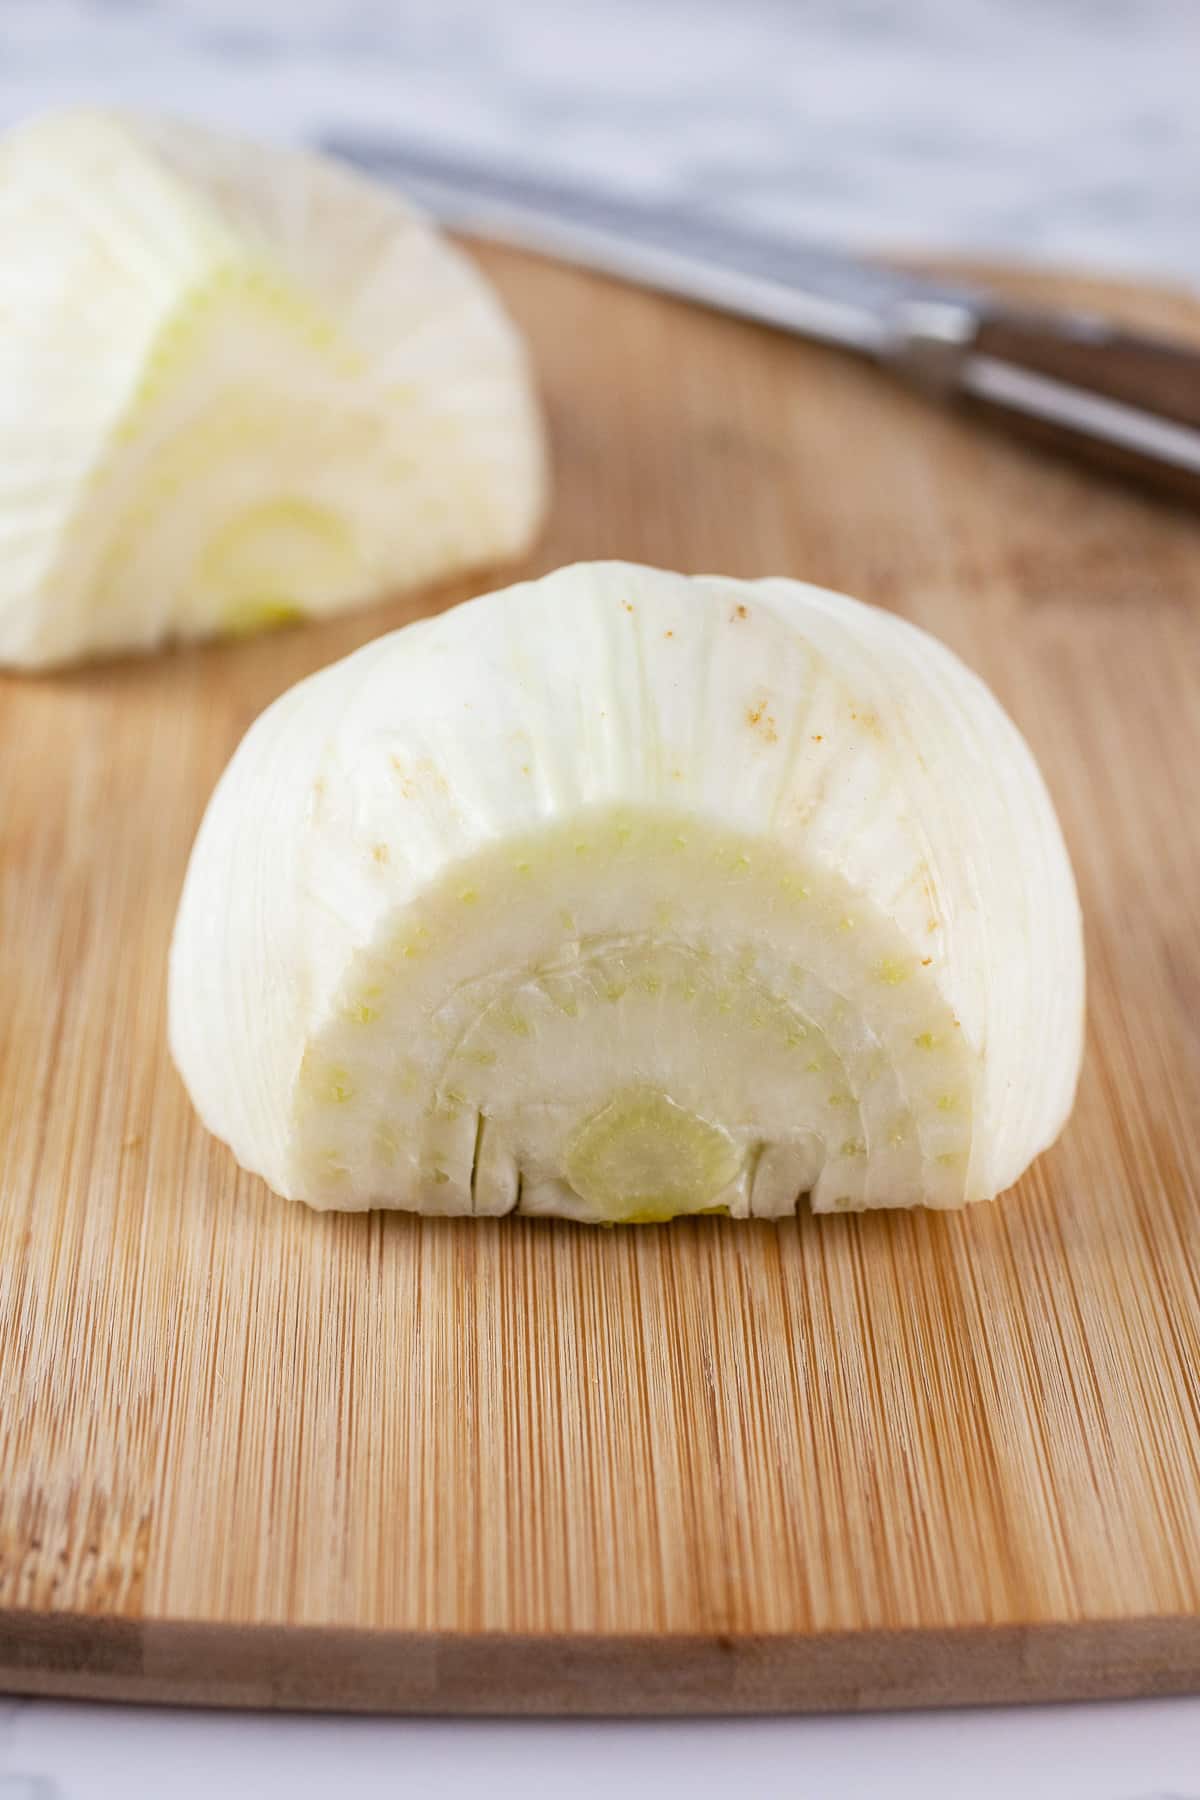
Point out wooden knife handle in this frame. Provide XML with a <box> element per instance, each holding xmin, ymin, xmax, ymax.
<box><xmin>959</xmin><ymin>311</ymin><xmax>1200</xmax><ymax>501</ymax></box>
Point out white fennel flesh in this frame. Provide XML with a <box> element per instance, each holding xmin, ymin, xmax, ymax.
<box><xmin>0</xmin><ymin>109</ymin><xmax>545</xmax><ymax>668</ymax></box>
<box><xmin>169</xmin><ymin>562</ymin><xmax>1085</xmax><ymax>1221</ymax></box>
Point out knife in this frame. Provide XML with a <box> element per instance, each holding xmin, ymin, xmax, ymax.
<box><xmin>324</xmin><ymin>135</ymin><xmax>1200</xmax><ymax>504</ymax></box>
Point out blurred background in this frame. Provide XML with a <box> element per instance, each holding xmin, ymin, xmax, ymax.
<box><xmin>2</xmin><ymin>0</ymin><xmax>1197</xmax><ymax>285</ymax></box>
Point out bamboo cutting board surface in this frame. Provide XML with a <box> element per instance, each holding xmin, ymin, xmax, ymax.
<box><xmin>2</xmin><ymin>248</ymin><xmax>1200</xmax><ymax>1715</ymax></box>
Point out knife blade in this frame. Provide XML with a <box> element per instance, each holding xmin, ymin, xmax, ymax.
<box><xmin>325</xmin><ymin>135</ymin><xmax>1200</xmax><ymax>502</ymax></box>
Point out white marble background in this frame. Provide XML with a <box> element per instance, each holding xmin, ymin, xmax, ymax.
<box><xmin>2</xmin><ymin>1693</ymin><xmax>1200</xmax><ymax>1799</ymax></box>
<box><xmin>2</xmin><ymin>1</ymin><xmax>1200</xmax><ymax>1791</ymax></box>
<box><xmin>1</xmin><ymin>0</ymin><xmax>1198</xmax><ymax>282</ymax></box>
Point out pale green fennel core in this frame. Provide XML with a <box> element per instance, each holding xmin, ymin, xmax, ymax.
<box><xmin>208</xmin><ymin>499</ymin><xmax>358</xmax><ymax>634</ymax></box>
<box><xmin>565</xmin><ymin>1087</ymin><xmax>742</xmax><ymax>1224</ymax></box>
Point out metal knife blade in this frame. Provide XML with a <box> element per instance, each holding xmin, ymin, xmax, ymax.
<box><xmin>322</xmin><ymin>134</ymin><xmax>982</xmax><ymax>358</ymax></box>
<box><xmin>324</xmin><ymin>135</ymin><xmax>1200</xmax><ymax>502</ymax></box>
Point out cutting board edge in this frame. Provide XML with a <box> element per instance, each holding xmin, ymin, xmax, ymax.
<box><xmin>2</xmin><ymin>1611</ymin><xmax>1198</xmax><ymax>1715</ymax></box>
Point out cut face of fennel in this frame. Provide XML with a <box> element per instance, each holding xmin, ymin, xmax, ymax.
<box><xmin>169</xmin><ymin>562</ymin><xmax>1086</xmax><ymax>1220</ymax></box>
<box><xmin>0</xmin><ymin>109</ymin><xmax>546</xmax><ymax>668</ymax></box>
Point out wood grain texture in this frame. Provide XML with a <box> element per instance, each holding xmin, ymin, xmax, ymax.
<box><xmin>1</xmin><ymin>248</ymin><xmax>1199</xmax><ymax>1714</ymax></box>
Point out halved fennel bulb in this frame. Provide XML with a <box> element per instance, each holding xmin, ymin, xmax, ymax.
<box><xmin>169</xmin><ymin>562</ymin><xmax>1085</xmax><ymax>1220</ymax></box>
<box><xmin>0</xmin><ymin>109</ymin><xmax>545</xmax><ymax>668</ymax></box>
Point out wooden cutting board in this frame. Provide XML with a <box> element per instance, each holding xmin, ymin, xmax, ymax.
<box><xmin>2</xmin><ymin>246</ymin><xmax>1200</xmax><ymax>1716</ymax></box>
